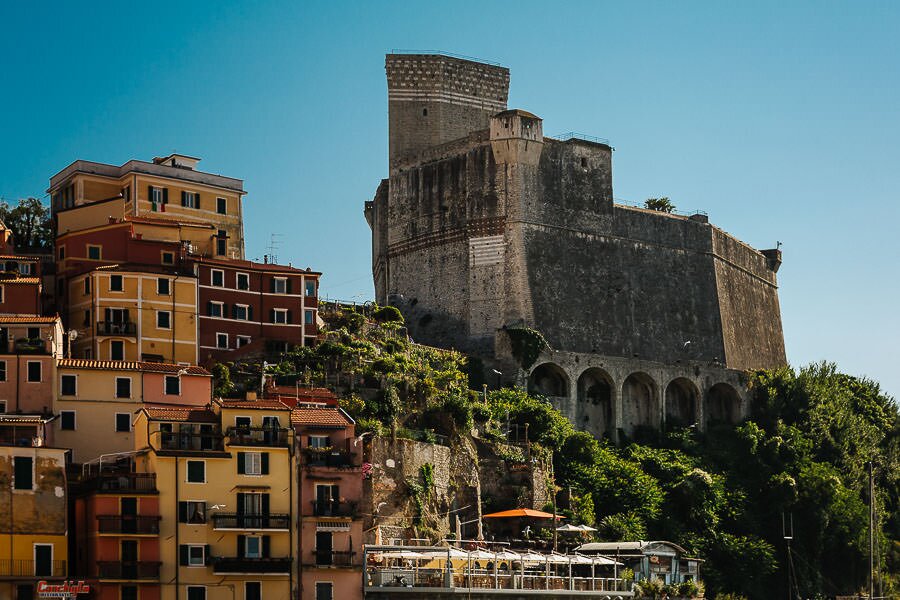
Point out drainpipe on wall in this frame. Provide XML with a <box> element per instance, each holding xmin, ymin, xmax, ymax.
<box><xmin>172</xmin><ymin>273</ymin><xmax>179</xmax><ymax>362</ymax></box>
<box><xmin>174</xmin><ymin>455</ymin><xmax>180</xmax><ymax>600</ymax></box>
<box><xmin>296</xmin><ymin>429</ymin><xmax>303</xmax><ymax>600</ymax></box>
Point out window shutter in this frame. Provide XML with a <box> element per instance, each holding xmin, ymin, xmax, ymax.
<box><xmin>162</xmin><ymin>188</ymin><xmax>169</xmax><ymax>204</ymax></box>
<box><xmin>181</xmin><ymin>191</ymin><xmax>187</xmax><ymax>207</ymax></box>
<box><xmin>148</xmin><ymin>185</ymin><xmax>153</xmax><ymax>203</ymax></box>
<box><xmin>237</xmin><ymin>535</ymin><xmax>245</xmax><ymax>558</ymax></box>
<box><xmin>286</xmin><ymin>279</ymin><xmax>292</xmax><ymax>294</ymax></box>
<box><xmin>231</xmin><ymin>305</ymin><xmax>237</xmax><ymax>319</ymax></box>
<box><xmin>124</xmin><ymin>309</ymin><xmax>130</xmax><ymax>321</ymax></box>
<box><xmin>270</xmin><ymin>278</ymin><xmax>275</xmax><ymax>293</ymax></box>
<box><xmin>179</xmin><ymin>544</ymin><xmax>189</xmax><ymax>566</ymax></box>
<box><xmin>222</xmin><ymin>303</ymin><xmax>229</xmax><ymax>318</ymax></box>
<box><xmin>236</xmin><ymin>492</ymin><xmax>245</xmax><ymax>514</ymax></box>
<box><xmin>261</xmin><ymin>493</ymin><xmax>270</xmax><ymax>515</ymax></box>
<box><xmin>204</xmin><ymin>544</ymin><xmax>211</xmax><ymax>565</ymax></box>
<box><xmin>261</xmin><ymin>453</ymin><xmax>269</xmax><ymax>475</ymax></box>
<box><xmin>286</xmin><ymin>310</ymin><xmax>292</xmax><ymax>324</ymax></box>
<box><xmin>195</xmin><ymin>193</ymin><xmax>201</xmax><ymax>210</ymax></box>
<box><xmin>247</xmin><ymin>305</ymin><xmax>253</xmax><ymax>321</ymax></box>
<box><xmin>104</xmin><ymin>308</ymin><xmax>111</xmax><ymax>321</ymax></box>
<box><xmin>237</xmin><ymin>452</ymin><xmax>246</xmax><ymax>474</ymax></box>
<box><xmin>262</xmin><ymin>535</ymin><xmax>271</xmax><ymax>558</ymax></box>
<box><xmin>206</xmin><ymin>301</ymin><xmax>212</xmax><ymax>316</ymax></box>
<box><xmin>178</xmin><ymin>501</ymin><xmax>188</xmax><ymax>523</ymax></box>
<box><xmin>270</xmin><ymin>309</ymin><xmax>275</xmax><ymax>323</ymax></box>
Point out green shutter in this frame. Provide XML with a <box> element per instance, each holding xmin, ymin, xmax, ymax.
<box><xmin>262</xmin><ymin>535</ymin><xmax>271</xmax><ymax>558</ymax></box>
<box><xmin>261</xmin><ymin>453</ymin><xmax>269</xmax><ymax>475</ymax></box>
<box><xmin>204</xmin><ymin>544</ymin><xmax>211</xmax><ymax>565</ymax></box>
<box><xmin>181</xmin><ymin>191</ymin><xmax>187</xmax><ymax>207</ymax></box>
<box><xmin>237</xmin><ymin>535</ymin><xmax>245</xmax><ymax>558</ymax></box>
<box><xmin>162</xmin><ymin>188</ymin><xmax>168</xmax><ymax>204</ymax></box>
<box><xmin>247</xmin><ymin>305</ymin><xmax>254</xmax><ymax>321</ymax></box>
<box><xmin>179</xmin><ymin>544</ymin><xmax>189</xmax><ymax>566</ymax></box>
<box><xmin>178</xmin><ymin>501</ymin><xmax>188</xmax><ymax>523</ymax></box>
<box><xmin>148</xmin><ymin>185</ymin><xmax>153</xmax><ymax>204</ymax></box>
<box><xmin>286</xmin><ymin>310</ymin><xmax>292</xmax><ymax>324</ymax></box>
<box><xmin>286</xmin><ymin>279</ymin><xmax>292</xmax><ymax>294</ymax></box>
<box><xmin>237</xmin><ymin>452</ymin><xmax>245</xmax><ymax>474</ymax></box>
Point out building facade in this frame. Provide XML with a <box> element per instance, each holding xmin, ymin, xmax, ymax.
<box><xmin>0</xmin><ymin>316</ymin><xmax>64</xmax><ymax>416</ymax></box>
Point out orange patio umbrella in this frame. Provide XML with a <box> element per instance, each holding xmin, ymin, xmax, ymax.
<box><xmin>482</xmin><ymin>508</ymin><xmax>564</xmax><ymax>519</ymax></box>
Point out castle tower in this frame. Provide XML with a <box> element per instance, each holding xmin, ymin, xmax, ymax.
<box><xmin>386</xmin><ymin>53</ymin><xmax>510</xmax><ymax>164</ymax></box>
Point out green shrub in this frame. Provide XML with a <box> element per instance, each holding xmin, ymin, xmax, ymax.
<box><xmin>373</xmin><ymin>305</ymin><xmax>404</xmax><ymax>323</ymax></box>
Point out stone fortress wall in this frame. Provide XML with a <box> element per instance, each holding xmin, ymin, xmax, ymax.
<box><xmin>366</xmin><ymin>52</ymin><xmax>786</xmax><ymax>438</ymax></box>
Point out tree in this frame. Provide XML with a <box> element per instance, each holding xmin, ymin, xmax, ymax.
<box><xmin>644</xmin><ymin>197</ymin><xmax>676</xmax><ymax>213</ymax></box>
<box><xmin>0</xmin><ymin>198</ymin><xmax>52</xmax><ymax>249</ymax></box>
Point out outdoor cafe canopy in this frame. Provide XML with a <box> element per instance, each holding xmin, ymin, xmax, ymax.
<box><xmin>482</xmin><ymin>508</ymin><xmax>563</xmax><ymax>519</ymax></box>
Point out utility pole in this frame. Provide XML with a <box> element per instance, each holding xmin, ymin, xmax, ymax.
<box><xmin>782</xmin><ymin>512</ymin><xmax>794</xmax><ymax>600</ymax></box>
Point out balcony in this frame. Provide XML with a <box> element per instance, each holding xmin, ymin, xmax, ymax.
<box><xmin>159</xmin><ymin>431</ymin><xmax>224</xmax><ymax>452</ymax></box>
<box><xmin>7</xmin><ymin>338</ymin><xmax>50</xmax><ymax>355</ymax></box>
<box><xmin>0</xmin><ymin>559</ymin><xmax>67</xmax><ymax>578</ymax></box>
<box><xmin>211</xmin><ymin>513</ymin><xmax>290</xmax><ymax>530</ymax></box>
<box><xmin>96</xmin><ymin>321</ymin><xmax>137</xmax><ymax>336</ymax></box>
<box><xmin>97</xmin><ymin>515</ymin><xmax>161</xmax><ymax>534</ymax></box>
<box><xmin>97</xmin><ymin>561</ymin><xmax>161</xmax><ymax>580</ymax></box>
<box><xmin>81</xmin><ymin>472</ymin><xmax>157</xmax><ymax>494</ymax></box>
<box><xmin>310</xmin><ymin>500</ymin><xmax>357</xmax><ymax>518</ymax></box>
<box><xmin>313</xmin><ymin>550</ymin><xmax>356</xmax><ymax>567</ymax></box>
<box><xmin>226</xmin><ymin>426</ymin><xmax>292</xmax><ymax>447</ymax></box>
<box><xmin>302</xmin><ymin>447</ymin><xmax>359</xmax><ymax>468</ymax></box>
<box><xmin>211</xmin><ymin>557</ymin><xmax>292</xmax><ymax>574</ymax></box>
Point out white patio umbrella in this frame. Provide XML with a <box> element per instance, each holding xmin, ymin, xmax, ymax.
<box><xmin>374</xmin><ymin>550</ymin><xmax>429</xmax><ymax>560</ymax></box>
<box><xmin>555</xmin><ymin>523</ymin><xmax>583</xmax><ymax>533</ymax></box>
<box><xmin>577</xmin><ymin>524</ymin><xmax>598</xmax><ymax>532</ymax></box>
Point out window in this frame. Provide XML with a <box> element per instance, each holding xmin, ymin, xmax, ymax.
<box><xmin>305</xmin><ymin>310</ymin><xmax>315</xmax><ymax>325</ymax></box>
<box><xmin>216</xmin><ymin>231</ymin><xmax>227</xmax><ymax>256</ymax></box>
<box><xmin>216</xmin><ymin>333</ymin><xmax>228</xmax><ymax>349</ymax></box>
<box><xmin>236</xmin><ymin>272</ymin><xmax>249</xmax><ymax>290</ymax></box>
<box><xmin>0</xmin><ymin>360</ymin><xmax>6</xmax><ymax>382</ymax></box>
<box><xmin>186</xmin><ymin>585</ymin><xmax>206</xmax><ymax>600</ymax></box>
<box><xmin>211</xmin><ymin>269</ymin><xmax>224</xmax><ymax>287</ymax></box>
<box><xmin>116</xmin><ymin>377</ymin><xmax>132</xmax><ymax>399</ymax></box>
<box><xmin>150</xmin><ymin>186</ymin><xmax>167</xmax><ymax>211</ymax></box>
<box><xmin>187</xmin><ymin>545</ymin><xmax>205</xmax><ymax>566</ymax></box>
<box><xmin>115</xmin><ymin>413</ymin><xmax>131</xmax><ymax>432</ymax></box>
<box><xmin>110</xmin><ymin>340</ymin><xmax>125</xmax><ymax>361</ymax></box>
<box><xmin>233</xmin><ymin>305</ymin><xmax>248</xmax><ymax>320</ymax></box>
<box><xmin>165</xmin><ymin>376</ymin><xmax>180</xmax><ymax>395</ymax></box>
<box><xmin>239</xmin><ymin>451</ymin><xmax>263</xmax><ymax>476</ymax></box>
<box><xmin>237</xmin><ymin>335</ymin><xmax>251</xmax><ymax>348</ymax></box>
<box><xmin>83</xmin><ymin>310</ymin><xmax>90</xmax><ymax>327</ymax></box>
<box><xmin>157</xmin><ymin>311</ymin><xmax>171</xmax><ymax>329</ymax></box>
<box><xmin>162</xmin><ymin>251</ymin><xmax>175</xmax><ymax>265</ymax></box>
<box><xmin>26</xmin><ymin>361</ymin><xmax>41</xmax><ymax>383</ymax></box>
<box><xmin>60</xmin><ymin>411</ymin><xmax>76</xmax><ymax>431</ymax></box>
<box><xmin>178</xmin><ymin>500</ymin><xmax>207</xmax><ymax>524</ymax></box>
<box><xmin>58</xmin><ymin>246</ymin><xmax>65</xmax><ymax>260</ymax></box>
<box><xmin>305</xmin><ymin>280</ymin><xmax>316</xmax><ymax>297</ymax></box>
<box><xmin>0</xmin><ymin>400</ymin><xmax>6</xmax><ymax>413</ymax></box>
<box><xmin>157</xmin><ymin>278</ymin><xmax>170</xmax><ymax>295</ymax></box>
<box><xmin>110</xmin><ymin>274</ymin><xmax>123</xmax><ymax>291</ymax></box>
<box><xmin>186</xmin><ymin>460</ymin><xmax>205</xmax><ymax>483</ymax></box>
<box><xmin>245</xmin><ymin>582</ymin><xmax>261</xmax><ymax>600</ymax></box>
<box><xmin>87</xmin><ymin>245</ymin><xmax>101</xmax><ymax>260</ymax></box>
<box><xmin>0</xmin><ymin>285</ymin><xmax>4</xmax><ymax>303</ymax></box>
<box><xmin>83</xmin><ymin>277</ymin><xmax>91</xmax><ymax>295</ymax></box>
<box><xmin>18</xmin><ymin>262</ymin><xmax>32</xmax><ymax>275</ymax></box>
<box><xmin>208</xmin><ymin>301</ymin><xmax>223</xmax><ymax>317</ymax></box>
<box><xmin>315</xmin><ymin>582</ymin><xmax>334</xmax><ymax>600</ymax></box>
<box><xmin>182</xmin><ymin>191</ymin><xmax>200</xmax><ymax>209</ymax></box>
<box><xmin>235</xmin><ymin>416</ymin><xmax>251</xmax><ymax>429</ymax></box>
<box><xmin>309</xmin><ymin>435</ymin><xmax>330</xmax><ymax>449</ymax></box>
<box><xmin>121</xmin><ymin>586</ymin><xmax>138</xmax><ymax>600</ymax></box>
<box><xmin>245</xmin><ymin>536</ymin><xmax>262</xmax><ymax>558</ymax></box>
<box><xmin>27</xmin><ymin>327</ymin><xmax>39</xmax><ymax>341</ymax></box>
<box><xmin>273</xmin><ymin>309</ymin><xmax>288</xmax><ymax>324</ymax></box>
<box><xmin>14</xmin><ymin>456</ymin><xmax>33</xmax><ymax>490</ymax></box>
<box><xmin>60</xmin><ymin>375</ymin><xmax>77</xmax><ymax>396</ymax></box>
<box><xmin>273</xmin><ymin>277</ymin><xmax>287</xmax><ymax>294</ymax></box>
<box><xmin>216</xmin><ymin>197</ymin><xmax>227</xmax><ymax>214</ymax></box>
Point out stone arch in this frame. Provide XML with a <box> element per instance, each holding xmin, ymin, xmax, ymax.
<box><xmin>621</xmin><ymin>372</ymin><xmax>659</xmax><ymax>433</ymax></box>
<box><xmin>706</xmin><ymin>382</ymin><xmax>741</xmax><ymax>425</ymax></box>
<box><xmin>528</xmin><ymin>363</ymin><xmax>570</xmax><ymax>398</ymax></box>
<box><xmin>664</xmin><ymin>378</ymin><xmax>700</xmax><ymax>428</ymax></box>
<box><xmin>576</xmin><ymin>368</ymin><xmax>614</xmax><ymax>438</ymax></box>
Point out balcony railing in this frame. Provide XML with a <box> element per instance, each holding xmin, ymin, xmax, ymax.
<box><xmin>82</xmin><ymin>472</ymin><xmax>157</xmax><ymax>493</ymax></box>
<box><xmin>314</xmin><ymin>550</ymin><xmax>356</xmax><ymax>567</ymax></box>
<box><xmin>96</xmin><ymin>321</ymin><xmax>137</xmax><ymax>336</ymax></box>
<box><xmin>211</xmin><ymin>557</ymin><xmax>292</xmax><ymax>574</ymax></box>
<box><xmin>302</xmin><ymin>448</ymin><xmax>359</xmax><ymax>468</ymax></box>
<box><xmin>0</xmin><ymin>559</ymin><xmax>67</xmax><ymax>578</ymax></box>
<box><xmin>226</xmin><ymin>426</ymin><xmax>292</xmax><ymax>447</ymax></box>
<box><xmin>211</xmin><ymin>513</ymin><xmax>290</xmax><ymax>530</ymax></box>
<box><xmin>159</xmin><ymin>431</ymin><xmax>224</xmax><ymax>452</ymax></box>
<box><xmin>6</xmin><ymin>338</ymin><xmax>50</xmax><ymax>355</ymax></box>
<box><xmin>96</xmin><ymin>515</ymin><xmax>161</xmax><ymax>534</ymax></box>
<box><xmin>310</xmin><ymin>500</ymin><xmax>357</xmax><ymax>518</ymax></box>
<box><xmin>97</xmin><ymin>561</ymin><xmax>161</xmax><ymax>580</ymax></box>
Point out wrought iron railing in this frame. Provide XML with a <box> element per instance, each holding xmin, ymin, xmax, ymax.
<box><xmin>211</xmin><ymin>513</ymin><xmax>290</xmax><ymax>530</ymax></box>
<box><xmin>96</xmin><ymin>515</ymin><xmax>161</xmax><ymax>534</ymax></box>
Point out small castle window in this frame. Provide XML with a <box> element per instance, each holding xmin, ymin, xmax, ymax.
<box><xmin>581</xmin><ymin>157</ymin><xmax>588</xmax><ymax>168</ymax></box>
<box><xmin>422</xmin><ymin>108</ymin><xmax>428</xmax><ymax>117</ymax></box>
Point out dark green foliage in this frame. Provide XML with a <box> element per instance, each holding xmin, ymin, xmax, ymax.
<box><xmin>503</xmin><ymin>327</ymin><xmax>548</xmax><ymax>370</ymax></box>
<box><xmin>373</xmin><ymin>305</ymin><xmax>404</xmax><ymax>323</ymax></box>
<box><xmin>643</xmin><ymin>197</ymin><xmax>675</xmax><ymax>213</ymax></box>
<box><xmin>210</xmin><ymin>363</ymin><xmax>236</xmax><ymax>398</ymax></box>
<box><xmin>488</xmin><ymin>388</ymin><xmax>573</xmax><ymax>450</ymax></box>
<box><xmin>0</xmin><ymin>197</ymin><xmax>52</xmax><ymax>248</ymax></box>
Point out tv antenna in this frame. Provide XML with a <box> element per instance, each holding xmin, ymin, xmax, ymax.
<box><xmin>266</xmin><ymin>233</ymin><xmax>283</xmax><ymax>265</ymax></box>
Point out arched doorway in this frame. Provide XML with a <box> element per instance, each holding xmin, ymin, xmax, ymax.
<box><xmin>576</xmin><ymin>368</ymin><xmax>614</xmax><ymax>438</ymax></box>
<box><xmin>621</xmin><ymin>372</ymin><xmax>659</xmax><ymax>433</ymax></box>
<box><xmin>664</xmin><ymin>378</ymin><xmax>699</xmax><ymax>428</ymax></box>
<box><xmin>528</xmin><ymin>363</ymin><xmax>570</xmax><ymax>398</ymax></box>
<box><xmin>706</xmin><ymin>383</ymin><xmax>741</xmax><ymax>425</ymax></box>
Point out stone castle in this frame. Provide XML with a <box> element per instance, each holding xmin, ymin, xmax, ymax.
<box><xmin>365</xmin><ymin>52</ymin><xmax>786</xmax><ymax>440</ymax></box>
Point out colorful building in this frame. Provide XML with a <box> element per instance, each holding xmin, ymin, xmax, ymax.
<box><xmin>194</xmin><ymin>257</ymin><xmax>320</xmax><ymax>364</ymax></box>
<box><xmin>66</xmin><ymin>265</ymin><xmax>198</xmax><ymax>363</ymax></box>
<box><xmin>293</xmin><ymin>403</ymin><xmax>363</xmax><ymax>600</ymax></box>
<box><xmin>0</xmin><ymin>429</ymin><xmax>70</xmax><ymax>600</ymax></box>
<box><xmin>0</xmin><ymin>316</ymin><xmax>64</xmax><ymax>417</ymax></box>
<box><xmin>54</xmin><ymin>360</ymin><xmax>211</xmax><ymax>463</ymax></box>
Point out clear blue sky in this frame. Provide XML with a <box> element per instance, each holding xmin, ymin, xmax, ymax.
<box><xmin>2</xmin><ymin>1</ymin><xmax>898</xmax><ymax>398</ymax></box>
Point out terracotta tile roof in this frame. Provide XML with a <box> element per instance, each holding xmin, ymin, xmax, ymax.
<box><xmin>126</xmin><ymin>215</ymin><xmax>215</xmax><ymax>229</ymax></box>
<box><xmin>0</xmin><ymin>277</ymin><xmax>40</xmax><ymax>284</ymax></box>
<box><xmin>0</xmin><ymin>315</ymin><xmax>60</xmax><ymax>324</ymax></box>
<box><xmin>290</xmin><ymin>405</ymin><xmax>353</xmax><ymax>428</ymax></box>
<box><xmin>268</xmin><ymin>386</ymin><xmax>337</xmax><ymax>407</ymax></box>
<box><xmin>0</xmin><ymin>255</ymin><xmax>39</xmax><ymax>261</ymax></box>
<box><xmin>58</xmin><ymin>358</ymin><xmax>210</xmax><ymax>375</ymax></box>
<box><xmin>217</xmin><ymin>399</ymin><xmax>291</xmax><ymax>411</ymax></box>
<box><xmin>91</xmin><ymin>263</ymin><xmax>196</xmax><ymax>277</ymax></box>
<box><xmin>142</xmin><ymin>404</ymin><xmax>217</xmax><ymax>423</ymax></box>
<box><xmin>193</xmin><ymin>256</ymin><xmax>320</xmax><ymax>275</ymax></box>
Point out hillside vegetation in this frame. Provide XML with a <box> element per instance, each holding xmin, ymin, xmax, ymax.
<box><xmin>215</xmin><ymin>305</ymin><xmax>899</xmax><ymax>600</ymax></box>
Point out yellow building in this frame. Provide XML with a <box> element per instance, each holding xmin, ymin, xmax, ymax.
<box><xmin>131</xmin><ymin>399</ymin><xmax>294</xmax><ymax>600</ymax></box>
<box><xmin>54</xmin><ymin>359</ymin><xmax>213</xmax><ymax>463</ymax></box>
<box><xmin>67</xmin><ymin>265</ymin><xmax>198</xmax><ymax>363</ymax></box>
<box><xmin>49</xmin><ymin>153</ymin><xmax>246</xmax><ymax>260</ymax></box>
<box><xmin>0</xmin><ymin>427</ymin><xmax>69</xmax><ymax>600</ymax></box>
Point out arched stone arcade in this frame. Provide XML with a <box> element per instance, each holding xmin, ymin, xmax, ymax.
<box><xmin>664</xmin><ymin>378</ymin><xmax>700</xmax><ymax>428</ymax></box>
<box><xmin>706</xmin><ymin>382</ymin><xmax>741</xmax><ymax>425</ymax></box>
<box><xmin>527</xmin><ymin>362</ymin><xmax>570</xmax><ymax>399</ymax></box>
<box><xmin>621</xmin><ymin>372</ymin><xmax>659</xmax><ymax>433</ymax></box>
<box><xmin>576</xmin><ymin>368</ymin><xmax>615</xmax><ymax>438</ymax></box>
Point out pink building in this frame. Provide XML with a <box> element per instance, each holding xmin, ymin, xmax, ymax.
<box><xmin>293</xmin><ymin>403</ymin><xmax>363</xmax><ymax>600</ymax></box>
<box><xmin>0</xmin><ymin>316</ymin><xmax>63</xmax><ymax>421</ymax></box>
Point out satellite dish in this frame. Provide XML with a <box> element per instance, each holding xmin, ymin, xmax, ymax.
<box><xmin>67</xmin><ymin>329</ymin><xmax>79</xmax><ymax>341</ymax></box>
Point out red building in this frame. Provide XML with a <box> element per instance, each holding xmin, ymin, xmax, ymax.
<box><xmin>0</xmin><ymin>221</ymin><xmax>44</xmax><ymax>314</ymax></box>
<box><xmin>193</xmin><ymin>257</ymin><xmax>320</xmax><ymax>365</ymax></box>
